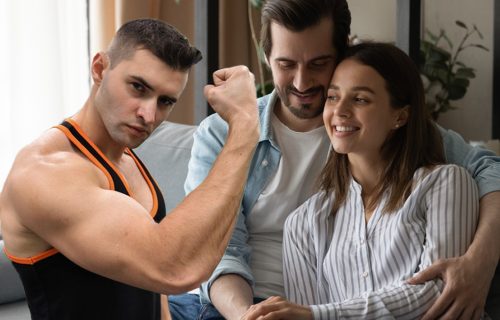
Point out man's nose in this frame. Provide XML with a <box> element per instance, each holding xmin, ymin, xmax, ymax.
<box><xmin>137</xmin><ymin>99</ymin><xmax>157</xmax><ymax>124</ymax></box>
<box><xmin>293</xmin><ymin>66</ymin><xmax>313</xmax><ymax>92</ymax></box>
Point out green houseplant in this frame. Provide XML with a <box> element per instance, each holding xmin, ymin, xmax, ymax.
<box><xmin>419</xmin><ymin>20</ymin><xmax>489</xmax><ymax>120</ymax></box>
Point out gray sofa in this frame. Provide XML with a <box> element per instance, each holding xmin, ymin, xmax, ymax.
<box><xmin>0</xmin><ymin>121</ymin><xmax>197</xmax><ymax>319</ymax></box>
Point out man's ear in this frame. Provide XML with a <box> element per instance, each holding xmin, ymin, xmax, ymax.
<box><xmin>91</xmin><ymin>52</ymin><xmax>109</xmax><ymax>85</ymax></box>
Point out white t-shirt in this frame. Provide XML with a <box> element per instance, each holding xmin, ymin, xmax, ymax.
<box><xmin>247</xmin><ymin>113</ymin><xmax>330</xmax><ymax>298</ymax></box>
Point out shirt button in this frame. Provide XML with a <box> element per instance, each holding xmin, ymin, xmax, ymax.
<box><xmin>360</xmin><ymin>239</ymin><xmax>365</xmax><ymax>245</ymax></box>
<box><xmin>261</xmin><ymin>159</ymin><xmax>268</xmax><ymax>167</ymax></box>
<box><xmin>361</xmin><ymin>271</ymin><xmax>369</xmax><ymax>278</ymax></box>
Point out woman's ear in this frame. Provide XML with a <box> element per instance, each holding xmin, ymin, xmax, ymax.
<box><xmin>91</xmin><ymin>52</ymin><xmax>109</xmax><ymax>85</ymax></box>
<box><xmin>394</xmin><ymin>105</ymin><xmax>409</xmax><ymax>128</ymax></box>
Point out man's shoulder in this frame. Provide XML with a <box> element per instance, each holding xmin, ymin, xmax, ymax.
<box><xmin>0</xmin><ymin>129</ymin><xmax>93</xmax><ymax>255</ymax></box>
<box><xmin>5</xmin><ymin>128</ymin><xmax>102</xmax><ymax>200</ymax></box>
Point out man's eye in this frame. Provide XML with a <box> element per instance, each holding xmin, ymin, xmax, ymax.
<box><xmin>131</xmin><ymin>82</ymin><xmax>145</xmax><ymax>92</ymax></box>
<box><xmin>278</xmin><ymin>62</ymin><xmax>294</xmax><ymax>69</ymax></box>
<box><xmin>158</xmin><ymin>97</ymin><xmax>174</xmax><ymax>108</ymax></box>
<box><xmin>311</xmin><ymin>60</ymin><xmax>329</xmax><ymax>68</ymax></box>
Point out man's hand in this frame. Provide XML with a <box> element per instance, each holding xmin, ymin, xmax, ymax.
<box><xmin>240</xmin><ymin>296</ymin><xmax>313</xmax><ymax>320</ymax></box>
<box><xmin>204</xmin><ymin>66</ymin><xmax>258</xmax><ymax>126</ymax></box>
<box><xmin>408</xmin><ymin>191</ymin><xmax>500</xmax><ymax>319</ymax></box>
<box><xmin>408</xmin><ymin>255</ymin><xmax>491</xmax><ymax>320</ymax></box>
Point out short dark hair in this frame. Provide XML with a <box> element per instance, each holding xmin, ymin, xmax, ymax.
<box><xmin>107</xmin><ymin>18</ymin><xmax>202</xmax><ymax>71</ymax></box>
<box><xmin>320</xmin><ymin>42</ymin><xmax>445</xmax><ymax>214</ymax></box>
<box><xmin>260</xmin><ymin>0</ymin><xmax>351</xmax><ymax>60</ymax></box>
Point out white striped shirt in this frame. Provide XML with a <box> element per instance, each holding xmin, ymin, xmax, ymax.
<box><xmin>283</xmin><ymin>165</ymin><xmax>479</xmax><ymax>319</ymax></box>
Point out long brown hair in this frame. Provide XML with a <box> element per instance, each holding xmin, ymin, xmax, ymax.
<box><xmin>319</xmin><ymin>42</ymin><xmax>445</xmax><ymax>214</ymax></box>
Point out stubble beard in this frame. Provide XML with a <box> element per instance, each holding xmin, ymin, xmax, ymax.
<box><xmin>276</xmin><ymin>84</ymin><xmax>326</xmax><ymax>119</ymax></box>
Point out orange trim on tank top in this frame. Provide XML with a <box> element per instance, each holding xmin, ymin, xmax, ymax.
<box><xmin>126</xmin><ymin>148</ymin><xmax>159</xmax><ymax>218</ymax></box>
<box><xmin>4</xmin><ymin>247</ymin><xmax>59</xmax><ymax>265</ymax></box>
<box><xmin>55</xmin><ymin>124</ymin><xmax>115</xmax><ymax>190</ymax></box>
<box><xmin>13</xmin><ymin>121</ymin><xmax>158</xmax><ymax>264</ymax></box>
<box><xmin>65</xmin><ymin>118</ymin><xmax>134</xmax><ymax>197</ymax></box>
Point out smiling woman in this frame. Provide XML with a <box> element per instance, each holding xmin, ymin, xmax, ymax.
<box><xmin>0</xmin><ymin>0</ymin><xmax>89</xmax><ymax>188</ymax></box>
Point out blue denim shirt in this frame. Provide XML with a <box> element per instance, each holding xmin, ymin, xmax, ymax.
<box><xmin>185</xmin><ymin>90</ymin><xmax>500</xmax><ymax>304</ymax></box>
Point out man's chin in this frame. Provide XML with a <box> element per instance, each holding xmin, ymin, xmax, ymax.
<box><xmin>286</xmin><ymin>104</ymin><xmax>324</xmax><ymax>120</ymax></box>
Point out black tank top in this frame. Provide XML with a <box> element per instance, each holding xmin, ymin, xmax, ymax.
<box><xmin>7</xmin><ymin>119</ymin><xmax>166</xmax><ymax>320</ymax></box>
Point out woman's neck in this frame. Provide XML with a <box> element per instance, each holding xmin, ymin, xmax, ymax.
<box><xmin>348</xmin><ymin>153</ymin><xmax>386</xmax><ymax>221</ymax></box>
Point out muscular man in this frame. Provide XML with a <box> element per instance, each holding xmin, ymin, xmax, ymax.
<box><xmin>0</xmin><ymin>19</ymin><xmax>259</xmax><ymax>320</ymax></box>
<box><xmin>169</xmin><ymin>1</ymin><xmax>500</xmax><ymax>319</ymax></box>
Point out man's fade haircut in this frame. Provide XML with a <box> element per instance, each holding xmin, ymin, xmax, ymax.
<box><xmin>260</xmin><ymin>0</ymin><xmax>351</xmax><ymax>60</ymax></box>
<box><xmin>107</xmin><ymin>18</ymin><xmax>202</xmax><ymax>71</ymax></box>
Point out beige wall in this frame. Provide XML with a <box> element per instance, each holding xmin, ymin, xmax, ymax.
<box><xmin>423</xmin><ymin>0</ymin><xmax>493</xmax><ymax>141</ymax></box>
<box><xmin>349</xmin><ymin>0</ymin><xmax>397</xmax><ymax>43</ymax></box>
<box><xmin>348</xmin><ymin>0</ymin><xmax>494</xmax><ymax>141</ymax></box>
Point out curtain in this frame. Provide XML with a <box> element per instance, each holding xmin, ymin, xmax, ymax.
<box><xmin>0</xmin><ymin>0</ymin><xmax>89</xmax><ymax>188</ymax></box>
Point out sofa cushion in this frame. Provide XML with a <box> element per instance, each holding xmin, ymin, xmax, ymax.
<box><xmin>134</xmin><ymin>121</ymin><xmax>196</xmax><ymax>213</ymax></box>
<box><xmin>0</xmin><ymin>300</ymin><xmax>30</xmax><ymax>319</ymax></box>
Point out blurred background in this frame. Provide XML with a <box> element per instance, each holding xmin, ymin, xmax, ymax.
<box><xmin>0</xmin><ymin>0</ymin><xmax>498</xmax><ymax>187</ymax></box>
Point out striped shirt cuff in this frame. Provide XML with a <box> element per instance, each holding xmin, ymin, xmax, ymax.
<box><xmin>310</xmin><ymin>304</ymin><xmax>338</xmax><ymax>320</ymax></box>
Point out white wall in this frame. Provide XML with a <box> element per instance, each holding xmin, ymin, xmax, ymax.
<box><xmin>348</xmin><ymin>0</ymin><xmax>494</xmax><ymax>141</ymax></box>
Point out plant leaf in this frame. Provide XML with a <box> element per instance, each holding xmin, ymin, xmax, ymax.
<box><xmin>456</xmin><ymin>67</ymin><xmax>476</xmax><ymax>79</ymax></box>
<box><xmin>447</xmin><ymin>79</ymin><xmax>469</xmax><ymax>100</ymax></box>
<box><xmin>425</xmin><ymin>29</ymin><xmax>438</xmax><ymax>42</ymax></box>
<box><xmin>442</xmin><ymin>33</ymin><xmax>453</xmax><ymax>49</ymax></box>
<box><xmin>471</xmin><ymin>44</ymin><xmax>489</xmax><ymax>51</ymax></box>
<box><xmin>420</xmin><ymin>40</ymin><xmax>451</xmax><ymax>62</ymax></box>
<box><xmin>455</xmin><ymin>20</ymin><xmax>468</xmax><ymax>29</ymax></box>
<box><xmin>473</xmin><ymin>24</ymin><xmax>484</xmax><ymax>39</ymax></box>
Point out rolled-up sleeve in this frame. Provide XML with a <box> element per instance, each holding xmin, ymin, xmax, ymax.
<box><xmin>440</xmin><ymin>125</ymin><xmax>500</xmax><ymax>197</ymax></box>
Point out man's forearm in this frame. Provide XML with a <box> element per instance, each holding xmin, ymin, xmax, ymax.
<box><xmin>466</xmin><ymin>191</ymin><xmax>500</xmax><ymax>271</ymax></box>
<box><xmin>161</xmin><ymin>295</ymin><xmax>171</xmax><ymax>320</ymax></box>
<box><xmin>158</xmin><ymin>121</ymin><xmax>259</xmax><ymax>292</ymax></box>
<box><xmin>211</xmin><ymin>274</ymin><xmax>254</xmax><ymax>320</ymax></box>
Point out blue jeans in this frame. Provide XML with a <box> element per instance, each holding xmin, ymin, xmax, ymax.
<box><xmin>169</xmin><ymin>293</ymin><xmax>265</xmax><ymax>320</ymax></box>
